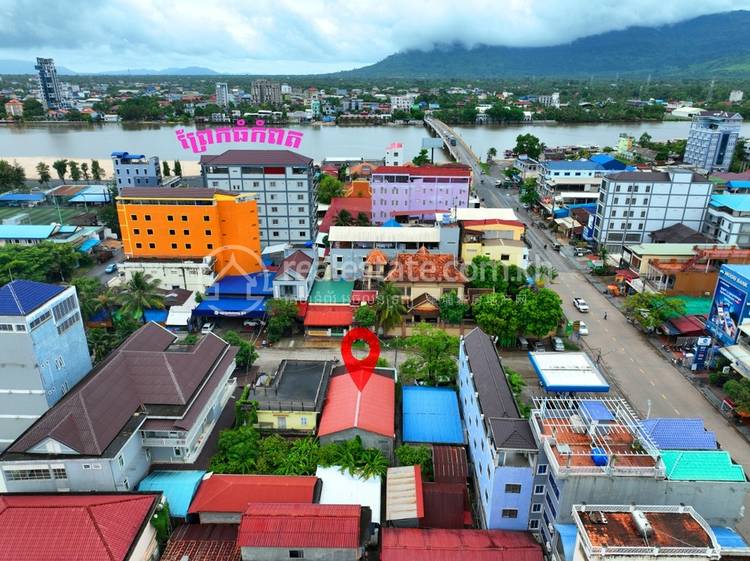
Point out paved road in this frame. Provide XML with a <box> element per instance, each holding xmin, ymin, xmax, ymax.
<box><xmin>84</xmin><ymin>248</ymin><xmax>124</xmax><ymax>284</ymax></box>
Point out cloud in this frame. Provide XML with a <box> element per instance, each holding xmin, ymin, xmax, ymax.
<box><xmin>0</xmin><ymin>0</ymin><xmax>747</xmax><ymax>73</ymax></box>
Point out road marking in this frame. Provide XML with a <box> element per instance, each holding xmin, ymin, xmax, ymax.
<box><xmin>649</xmin><ymin>380</ymin><xmax>655</xmax><ymax>386</ymax></box>
<box><xmin>639</xmin><ymin>368</ymin><xmax>646</xmax><ymax>374</ymax></box>
<box><xmin>629</xmin><ymin>356</ymin><xmax>635</xmax><ymax>363</ymax></box>
<box><xmin>661</xmin><ymin>393</ymin><xmax>668</xmax><ymax>400</ymax></box>
<box><xmin>673</xmin><ymin>408</ymin><xmax>681</xmax><ymax>415</ymax></box>
<box><xmin>289</xmin><ymin>340</ymin><xmax>295</xmax><ymax>348</ymax></box>
<box><xmin>604</xmin><ymin>327</ymin><xmax>609</xmax><ymax>333</ymax></box>
<box><xmin>611</xmin><ymin>336</ymin><xmax>617</xmax><ymax>342</ymax></box>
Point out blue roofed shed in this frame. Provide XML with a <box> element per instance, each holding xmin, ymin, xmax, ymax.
<box><xmin>78</xmin><ymin>238</ymin><xmax>101</xmax><ymax>252</ymax></box>
<box><xmin>0</xmin><ymin>224</ymin><xmax>55</xmax><ymax>240</ymax></box>
<box><xmin>68</xmin><ymin>185</ymin><xmax>112</xmax><ymax>204</ymax></box>
<box><xmin>0</xmin><ymin>279</ymin><xmax>65</xmax><ymax>316</ymax></box>
<box><xmin>143</xmin><ymin>309</ymin><xmax>169</xmax><ymax>323</ymax></box>
<box><xmin>0</xmin><ymin>192</ymin><xmax>45</xmax><ymax>205</ymax></box>
<box><xmin>137</xmin><ymin>470</ymin><xmax>206</xmax><ymax>518</ymax></box>
<box><xmin>402</xmin><ymin>386</ymin><xmax>464</xmax><ymax>444</ymax></box>
<box><xmin>711</xmin><ymin>526</ymin><xmax>748</xmax><ymax>550</ymax></box>
<box><xmin>640</xmin><ymin>418</ymin><xmax>717</xmax><ymax>450</ymax></box>
<box><xmin>206</xmin><ymin>271</ymin><xmax>276</xmax><ymax>298</ymax></box>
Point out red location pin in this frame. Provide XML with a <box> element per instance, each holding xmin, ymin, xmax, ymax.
<box><xmin>341</xmin><ymin>327</ymin><xmax>381</xmax><ymax>392</ymax></box>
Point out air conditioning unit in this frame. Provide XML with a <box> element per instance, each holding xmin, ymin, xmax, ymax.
<box><xmin>723</xmin><ymin>366</ymin><xmax>732</xmax><ymax>374</ymax></box>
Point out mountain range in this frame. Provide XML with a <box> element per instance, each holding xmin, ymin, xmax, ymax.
<box><xmin>0</xmin><ymin>61</ymin><xmax>218</xmax><ymax>76</ymax></box>
<box><xmin>337</xmin><ymin>11</ymin><xmax>750</xmax><ymax>79</ymax></box>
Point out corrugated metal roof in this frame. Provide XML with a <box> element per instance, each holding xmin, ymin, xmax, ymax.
<box><xmin>189</xmin><ymin>474</ymin><xmax>318</xmax><ymax>514</ymax></box>
<box><xmin>160</xmin><ymin>524</ymin><xmax>239</xmax><ymax>561</ymax></box>
<box><xmin>0</xmin><ymin>192</ymin><xmax>45</xmax><ymax>202</ymax></box>
<box><xmin>528</xmin><ymin>351</ymin><xmax>610</xmax><ymax>393</ymax></box>
<box><xmin>315</xmin><ymin>466</ymin><xmax>382</xmax><ymax>525</ymax></box>
<box><xmin>711</xmin><ymin>194</ymin><xmax>750</xmax><ymax>212</ymax></box>
<box><xmin>432</xmin><ymin>446</ymin><xmax>468</xmax><ymax>484</ymax></box>
<box><xmin>421</xmin><ymin>482</ymin><xmax>467</xmax><ymax>529</ymax></box>
<box><xmin>137</xmin><ymin>470</ymin><xmax>206</xmax><ymax>518</ymax></box>
<box><xmin>304</xmin><ymin>305</ymin><xmax>353</xmax><ymax>327</ymax></box>
<box><xmin>640</xmin><ymin>418</ymin><xmax>717</xmax><ymax>450</ymax></box>
<box><xmin>318</xmin><ymin>373</ymin><xmax>395</xmax><ymax>438</ymax></box>
<box><xmin>0</xmin><ymin>224</ymin><xmax>55</xmax><ymax>240</ymax></box>
<box><xmin>0</xmin><ymin>493</ymin><xmax>158</xmax><ymax>561</ymax></box>
<box><xmin>200</xmin><ymin>149</ymin><xmax>313</xmax><ymax>166</ymax></box>
<box><xmin>380</xmin><ymin>528</ymin><xmax>543</xmax><ymax>561</ymax></box>
<box><xmin>386</xmin><ymin>465</ymin><xmax>424</xmax><ymax>522</ymax></box>
<box><xmin>543</xmin><ymin>160</ymin><xmax>603</xmax><ymax>171</ymax></box>
<box><xmin>308</xmin><ymin>280</ymin><xmax>354</xmax><ymax>304</ymax></box>
<box><xmin>238</xmin><ymin>503</ymin><xmax>362</xmax><ymax>549</ymax></box>
<box><xmin>328</xmin><ymin>225</ymin><xmax>440</xmax><ymax>243</ymax></box>
<box><xmin>402</xmin><ymin>386</ymin><xmax>464</xmax><ymax>444</ymax></box>
<box><xmin>710</xmin><ymin>526</ymin><xmax>748</xmax><ymax>549</ymax></box>
<box><xmin>662</xmin><ymin>450</ymin><xmax>746</xmax><ymax>481</ymax></box>
<box><xmin>206</xmin><ymin>272</ymin><xmax>275</xmax><ymax>297</ymax></box>
<box><xmin>0</xmin><ymin>280</ymin><xmax>65</xmax><ymax>316</ymax></box>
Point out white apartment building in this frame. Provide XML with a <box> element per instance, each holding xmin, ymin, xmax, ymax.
<box><xmin>390</xmin><ymin>93</ymin><xmax>418</xmax><ymax>112</ymax></box>
<box><xmin>200</xmin><ymin>150</ymin><xmax>317</xmax><ymax>245</ymax></box>
<box><xmin>683</xmin><ymin>111</ymin><xmax>743</xmax><ymax>172</ymax></box>
<box><xmin>704</xmin><ymin>194</ymin><xmax>750</xmax><ymax>247</ymax></box>
<box><xmin>537</xmin><ymin>92</ymin><xmax>560</xmax><ymax>108</ymax></box>
<box><xmin>593</xmin><ymin>169</ymin><xmax>713</xmax><ymax>253</ymax></box>
<box><xmin>215</xmin><ymin>82</ymin><xmax>230</xmax><ymax>107</ymax></box>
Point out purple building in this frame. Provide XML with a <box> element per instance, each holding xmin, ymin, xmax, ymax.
<box><xmin>370</xmin><ymin>165</ymin><xmax>472</xmax><ymax>224</ymax></box>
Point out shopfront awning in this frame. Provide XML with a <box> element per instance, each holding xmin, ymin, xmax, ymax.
<box><xmin>193</xmin><ymin>297</ymin><xmax>266</xmax><ymax>318</ymax></box>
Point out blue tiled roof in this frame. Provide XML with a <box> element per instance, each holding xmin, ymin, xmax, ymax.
<box><xmin>402</xmin><ymin>386</ymin><xmax>464</xmax><ymax>444</ymax></box>
<box><xmin>640</xmin><ymin>418</ymin><xmax>717</xmax><ymax>450</ymax></box>
<box><xmin>137</xmin><ymin>470</ymin><xmax>206</xmax><ymax>518</ymax></box>
<box><xmin>544</xmin><ymin>160</ymin><xmax>603</xmax><ymax>171</ymax></box>
<box><xmin>0</xmin><ymin>224</ymin><xmax>55</xmax><ymax>240</ymax></box>
<box><xmin>0</xmin><ymin>280</ymin><xmax>65</xmax><ymax>316</ymax></box>
<box><xmin>710</xmin><ymin>194</ymin><xmax>750</xmax><ymax>212</ymax></box>
<box><xmin>206</xmin><ymin>271</ymin><xmax>276</xmax><ymax>298</ymax></box>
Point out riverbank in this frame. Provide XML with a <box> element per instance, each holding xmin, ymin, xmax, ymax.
<box><xmin>8</xmin><ymin>156</ymin><xmax>201</xmax><ymax>180</ymax></box>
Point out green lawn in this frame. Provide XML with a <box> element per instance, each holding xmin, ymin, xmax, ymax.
<box><xmin>0</xmin><ymin>205</ymin><xmax>89</xmax><ymax>224</ymax></box>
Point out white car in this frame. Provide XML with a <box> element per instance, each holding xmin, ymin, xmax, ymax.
<box><xmin>573</xmin><ymin>297</ymin><xmax>590</xmax><ymax>313</ymax></box>
<box><xmin>578</xmin><ymin>321</ymin><xmax>589</xmax><ymax>336</ymax></box>
<box><xmin>201</xmin><ymin>322</ymin><xmax>215</xmax><ymax>334</ymax></box>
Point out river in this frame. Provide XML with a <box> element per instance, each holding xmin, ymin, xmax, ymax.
<box><xmin>0</xmin><ymin>120</ymin><xmax>748</xmax><ymax>163</ymax></box>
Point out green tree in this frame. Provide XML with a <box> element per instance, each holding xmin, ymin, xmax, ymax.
<box><xmin>334</xmin><ymin>209</ymin><xmax>353</xmax><ymax>226</ymax></box>
<box><xmin>0</xmin><ymin>160</ymin><xmax>26</xmax><ymax>192</ymax></box>
<box><xmin>638</xmin><ymin>132</ymin><xmax>653</xmax><ymax>148</ymax></box>
<box><xmin>724</xmin><ymin>378</ymin><xmax>750</xmax><ymax>415</ymax></box>
<box><xmin>210</xmin><ymin>424</ymin><xmax>261</xmax><ymax>474</ymax></box>
<box><xmin>52</xmin><ymin>159</ymin><xmax>68</xmax><ymax>181</ymax></box>
<box><xmin>354</xmin><ymin>304</ymin><xmax>376</xmax><ymax>328</ymax></box>
<box><xmin>514</xmin><ymin>133</ymin><xmax>543</xmax><ymax>158</ymax></box>
<box><xmin>91</xmin><ymin>160</ymin><xmax>103</xmax><ymax>181</ymax></box>
<box><xmin>118</xmin><ymin>272</ymin><xmax>164</xmax><ymax>321</ymax></box>
<box><xmin>68</xmin><ymin>161</ymin><xmax>81</xmax><ymax>182</ymax></box>
<box><xmin>395</xmin><ymin>444</ymin><xmax>433</xmax><ymax>480</ymax></box>
<box><xmin>162</xmin><ymin>161</ymin><xmax>171</xmax><ymax>176</ymax></box>
<box><xmin>22</xmin><ymin>98</ymin><xmax>44</xmax><ymax>118</ymax></box>
<box><xmin>730</xmin><ymin>138</ymin><xmax>747</xmax><ymax>173</ymax></box>
<box><xmin>223</xmin><ymin>330</ymin><xmax>259</xmax><ymax>371</ymax></box>
<box><xmin>505</xmin><ymin>264</ymin><xmax>528</xmax><ymax>297</ymax></box>
<box><xmin>87</xmin><ymin>328</ymin><xmax>118</xmax><ymax>363</ymax></box>
<box><xmin>173</xmin><ymin>161</ymin><xmax>182</xmax><ymax>176</ymax></box>
<box><xmin>266</xmin><ymin>298</ymin><xmax>300</xmax><ymax>342</ymax></box>
<box><xmin>80</xmin><ymin>162</ymin><xmax>90</xmax><ymax>181</ymax></box>
<box><xmin>438</xmin><ymin>290</ymin><xmax>468</xmax><ymax>324</ymax></box>
<box><xmin>0</xmin><ymin>242</ymin><xmax>81</xmax><ymax>284</ymax></box>
<box><xmin>400</xmin><ymin>323</ymin><xmax>459</xmax><ymax>385</ymax></box>
<box><xmin>472</xmin><ymin>293</ymin><xmax>520</xmax><ymax>340</ymax></box>
<box><xmin>70</xmin><ymin>277</ymin><xmax>103</xmax><ymax>321</ymax></box>
<box><xmin>317</xmin><ymin>174</ymin><xmax>344</xmax><ymax>204</ymax></box>
<box><xmin>623</xmin><ymin>292</ymin><xmax>686</xmax><ymax>332</ymax></box>
<box><xmin>36</xmin><ymin>162</ymin><xmax>51</xmax><ymax>186</ymax></box>
<box><xmin>517</xmin><ymin>287</ymin><xmax>564</xmax><ymax>337</ymax></box>
<box><xmin>467</xmin><ymin>255</ymin><xmax>508</xmax><ymax>294</ymax></box>
<box><xmin>356</xmin><ymin>212</ymin><xmax>370</xmax><ymax>226</ymax></box>
<box><xmin>374</xmin><ymin>282</ymin><xmax>406</xmax><ymax>334</ymax></box>
<box><xmin>412</xmin><ymin>148</ymin><xmax>430</xmax><ymax>166</ymax></box>
<box><xmin>526</xmin><ymin>264</ymin><xmax>558</xmax><ymax>288</ymax></box>
<box><xmin>487</xmin><ymin>146</ymin><xmax>498</xmax><ymax>161</ymax></box>
<box><xmin>318</xmin><ymin>436</ymin><xmax>388</xmax><ymax>479</ymax></box>
<box><xmin>520</xmin><ymin>177</ymin><xmax>540</xmax><ymax>206</ymax></box>
<box><xmin>95</xmin><ymin>287</ymin><xmax>120</xmax><ymax>319</ymax></box>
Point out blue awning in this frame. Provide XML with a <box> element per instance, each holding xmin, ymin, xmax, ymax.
<box><xmin>143</xmin><ymin>309</ymin><xmax>168</xmax><ymax>323</ymax></box>
<box><xmin>78</xmin><ymin>238</ymin><xmax>101</xmax><ymax>252</ymax></box>
<box><xmin>206</xmin><ymin>271</ymin><xmax>276</xmax><ymax>298</ymax></box>
<box><xmin>137</xmin><ymin>470</ymin><xmax>206</xmax><ymax>518</ymax></box>
<box><xmin>193</xmin><ymin>297</ymin><xmax>266</xmax><ymax>318</ymax></box>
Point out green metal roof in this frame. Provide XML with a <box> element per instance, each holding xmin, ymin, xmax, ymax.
<box><xmin>661</xmin><ymin>450</ymin><xmax>746</xmax><ymax>482</ymax></box>
<box><xmin>308</xmin><ymin>280</ymin><xmax>355</xmax><ymax>304</ymax></box>
<box><xmin>664</xmin><ymin>296</ymin><xmax>712</xmax><ymax>318</ymax></box>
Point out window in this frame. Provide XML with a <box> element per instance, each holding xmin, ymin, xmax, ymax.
<box><xmin>289</xmin><ymin>551</ymin><xmax>304</xmax><ymax>559</ymax></box>
<box><xmin>144</xmin><ymin>214</ymin><xmax>151</xmax><ymax>221</ymax></box>
<box><xmin>505</xmin><ymin>483</ymin><xmax>522</xmax><ymax>494</ymax></box>
<box><xmin>135</xmin><ymin>242</ymin><xmax>143</xmax><ymax>249</ymax></box>
<box><xmin>29</xmin><ymin>310</ymin><xmax>51</xmax><ymax>330</ymax></box>
<box><xmin>643</xmin><ymin>198</ymin><xmax>649</xmax><ymax>204</ymax></box>
<box><xmin>299</xmin><ymin>231</ymin><xmax>306</xmax><ymax>237</ymax></box>
<box><xmin>146</xmin><ymin>229</ymin><xmax>153</xmax><ymax>235</ymax></box>
<box><xmin>613</xmin><ymin>197</ymin><xmax>619</xmax><ymax>204</ymax></box>
<box><xmin>167</xmin><ymin>215</ymin><xmax>174</xmax><ymax>222</ymax></box>
<box><xmin>610</xmin><ymin>210</ymin><xmax>616</xmax><ymax>217</ymax></box>
<box><xmin>148</xmin><ymin>243</ymin><xmax>156</xmax><ymax>249</ymax></box>
<box><xmin>500</xmin><ymin>254</ymin><xmax>510</xmax><ymax>261</ymax></box>
<box><xmin>183</xmin><ymin>229</ymin><xmax>190</xmax><ymax>235</ymax></box>
<box><xmin>300</xmin><ymin>417</ymin><xmax>308</xmax><ymax>426</ymax></box>
<box><xmin>529</xmin><ymin>519</ymin><xmax>540</xmax><ymax>530</ymax></box>
<box><xmin>203</xmin><ymin>215</ymin><xmax>210</xmax><ymax>222</ymax></box>
<box><xmin>537</xmin><ymin>464</ymin><xmax>548</xmax><ymax>475</ymax></box>
<box><xmin>130</xmin><ymin>214</ymin><xmax>137</xmax><ymax>221</ymax></box>
<box><xmin>123</xmin><ymin>478</ymin><xmax>129</xmax><ymax>490</ymax></box>
<box><xmin>534</xmin><ymin>485</ymin><xmax>545</xmax><ymax>495</ymax></box>
<box><xmin>57</xmin><ymin>312</ymin><xmax>80</xmax><ymax>335</ymax></box>
<box><xmin>174</xmin><ymin>448</ymin><xmax>182</xmax><ymax>457</ymax></box>
<box><xmin>133</xmin><ymin>228</ymin><xmax>140</xmax><ymax>235</ymax></box>
<box><xmin>4</xmin><ymin>468</ymin><xmax>51</xmax><ymax>481</ymax></box>
<box><xmin>185</xmin><ymin>243</ymin><xmax>192</xmax><ymax>249</ymax></box>
<box><xmin>181</xmin><ymin>215</ymin><xmax>188</xmax><ymax>221</ymax></box>
<box><xmin>645</xmin><ymin>185</ymin><xmax>651</xmax><ymax>193</ymax></box>
<box><xmin>52</xmin><ymin>468</ymin><xmax>67</xmax><ymax>479</ymax></box>
<box><xmin>271</xmin><ymin>206</ymin><xmax>279</xmax><ymax>213</ymax></box>
<box><xmin>117</xmin><ymin>455</ymin><xmax>124</xmax><ymax>467</ymax></box>
<box><xmin>169</xmin><ymin>229</ymin><xmax>176</xmax><ymax>235</ymax></box>
<box><xmin>207</xmin><ymin>243</ymin><xmax>214</xmax><ymax>250</ymax></box>
<box><xmin>532</xmin><ymin>503</ymin><xmax>543</xmax><ymax>513</ymax></box>
<box><xmin>297</xmin><ymin>194</ymin><xmax>304</xmax><ymax>200</ymax></box>
<box><xmin>615</xmin><ymin>185</ymin><xmax>621</xmax><ymax>192</ymax></box>
<box><xmin>298</xmin><ymin>206</ymin><xmax>305</xmax><ymax>212</ymax></box>
<box><xmin>52</xmin><ymin>295</ymin><xmax>77</xmax><ymax>321</ymax></box>
<box><xmin>501</xmin><ymin>509</ymin><xmax>519</xmax><ymax>519</ymax></box>
<box><xmin>171</xmin><ymin>243</ymin><xmax>178</xmax><ymax>249</ymax></box>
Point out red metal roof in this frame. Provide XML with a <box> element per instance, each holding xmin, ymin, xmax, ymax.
<box><xmin>319</xmin><ymin>197</ymin><xmax>372</xmax><ymax>233</ymax></box>
<box><xmin>667</xmin><ymin>315</ymin><xmax>706</xmax><ymax>336</ymax></box>
<box><xmin>188</xmin><ymin>474</ymin><xmax>318</xmax><ymax>514</ymax></box>
<box><xmin>374</xmin><ymin>165</ymin><xmax>471</xmax><ymax>177</ymax></box>
<box><xmin>421</xmin><ymin>483</ymin><xmax>468</xmax><ymax>529</ymax></box>
<box><xmin>238</xmin><ymin>503</ymin><xmax>362</xmax><ymax>549</ymax></box>
<box><xmin>304</xmin><ymin>305</ymin><xmax>354</xmax><ymax>327</ymax></box>
<box><xmin>318</xmin><ymin>373</ymin><xmax>395</xmax><ymax>438</ymax></box>
<box><xmin>0</xmin><ymin>493</ymin><xmax>158</xmax><ymax>561</ymax></box>
<box><xmin>381</xmin><ymin>528</ymin><xmax>543</xmax><ymax>561</ymax></box>
<box><xmin>432</xmin><ymin>446</ymin><xmax>469</xmax><ymax>484</ymax></box>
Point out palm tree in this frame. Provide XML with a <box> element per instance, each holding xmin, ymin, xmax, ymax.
<box><xmin>527</xmin><ymin>264</ymin><xmax>558</xmax><ymax>288</ymax></box>
<box><xmin>375</xmin><ymin>282</ymin><xmax>406</xmax><ymax>334</ymax></box>
<box><xmin>70</xmin><ymin>277</ymin><xmax>102</xmax><ymax>320</ymax></box>
<box><xmin>356</xmin><ymin>212</ymin><xmax>370</xmax><ymax>226</ymax></box>
<box><xmin>117</xmin><ymin>272</ymin><xmax>164</xmax><ymax>321</ymax></box>
<box><xmin>334</xmin><ymin>209</ymin><xmax>353</xmax><ymax>226</ymax></box>
<box><xmin>52</xmin><ymin>159</ymin><xmax>68</xmax><ymax>182</ymax></box>
<box><xmin>95</xmin><ymin>287</ymin><xmax>120</xmax><ymax>319</ymax></box>
<box><xmin>487</xmin><ymin>146</ymin><xmax>497</xmax><ymax>161</ymax></box>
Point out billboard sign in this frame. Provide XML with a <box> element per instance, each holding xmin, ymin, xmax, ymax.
<box><xmin>706</xmin><ymin>266</ymin><xmax>750</xmax><ymax>346</ymax></box>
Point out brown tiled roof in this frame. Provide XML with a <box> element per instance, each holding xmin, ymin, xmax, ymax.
<box><xmin>278</xmin><ymin>250</ymin><xmax>313</xmax><ymax>276</ymax></box>
<box><xmin>7</xmin><ymin>323</ymin><xmax>236</xmax><ymax>457</ymax></box>
<box><xmin>199</xmin><ymin>149</ymin><xmax>312</xmax><ymax>166</ymax></box>
<box><xmin>366</xmin><ymin>249</ymin><xmax>388</xmax><ymax>265</ymax></box>
<box><xmin>384</xmin><ymin>247</ymin><xmax>468</xmax><ymax>284</ymax></box>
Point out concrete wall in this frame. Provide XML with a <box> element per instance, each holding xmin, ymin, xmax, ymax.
<box><xmin>257</xmin><ymin>410</ymin><xmax>316</xmax><ymax>432</ymax></box>
<box><xmin>241</xmin><ymin>546</ymin><xmax>360</xmax><ymax>561</ymax></box>
<box><xmin>119</xmin><ymin>260</ymin><xmax>216</xmax><ymax>292</ymax></box>
<box><xmin>371</xmin><ymin>175</ymin><xmax>470</xmax><ymax>224</ymax></box>
<box><xmin>487</xmin><ymin>465</ymin><xmax>535</xmax><ymax>530</ymax></box>
<box><xmin>199</xmin><ymin>511</ymin><xmax>242</xmax><ymax>524</ymax></box>
<box><xmin>319</xmin><ymin>428</ymin><xmax>393</xmax><ymax>462</ymax></box>
<box><xmin>127</xmin><ymin>520</ymin><xmax>159</xmax><ymax>561</ymax></box>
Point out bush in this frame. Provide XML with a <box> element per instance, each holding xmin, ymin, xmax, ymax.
<box><xmin>395</xmin><ymin>444</ymin><xmax>433</xmax><ymax>480</ymax></box>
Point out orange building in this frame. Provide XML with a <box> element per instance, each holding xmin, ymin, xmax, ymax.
<box><xmin>345</xmin><ymin>179</ymin><xmax>371</xmax><ymax>198</ymax></box>
<box><xmin>117</xmin><ymin>188</ymin><xmax>261</xmax><ymax>277</ymax></box>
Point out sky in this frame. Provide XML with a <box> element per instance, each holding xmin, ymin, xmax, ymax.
<box><xmin>0</xmin><ymin>0</ymin><xmax>749</xmax><ymax>74</ymax></box>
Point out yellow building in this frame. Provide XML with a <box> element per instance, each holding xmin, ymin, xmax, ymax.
<box><xmin>117</xmin><ymin>187</ymin><xmax>261</xmax><ymax>277</ymax></box>
<box><xmin>461</xmin><ymin>236</ymin><xmax>529</xmax><ymax>269</ymax></box>
<box><xmin>246</xmin><ymin>360</ymin><xmax>334</xmax><ymax>433</ymax></box>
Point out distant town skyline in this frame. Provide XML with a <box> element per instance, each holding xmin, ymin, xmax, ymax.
<box><xmin>0</xmin><ymin>0</ymin><xmax>748</xmax><ymax>74</ymax></box>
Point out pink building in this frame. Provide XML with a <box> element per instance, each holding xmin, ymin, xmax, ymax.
<box><xmin>370</xmin><ymin>165</ymin><xmax>472</xmax><ymax>224</ymax></box>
